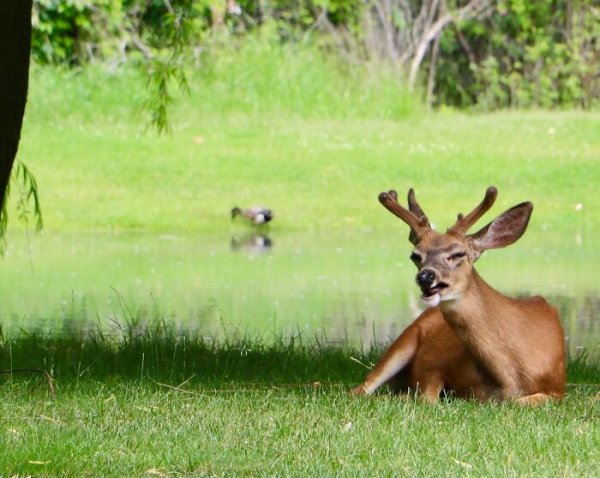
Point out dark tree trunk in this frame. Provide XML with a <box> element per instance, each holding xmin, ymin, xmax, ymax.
<box><xmin>0</xmin><ymin>0</ymin><xmax>33</xmax><ymax>213</ymax></box>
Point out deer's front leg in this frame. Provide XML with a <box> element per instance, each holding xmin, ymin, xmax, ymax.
<box><xmin>415</xmin><ymin>372</ymin><xmax>445</xmax><ymax>403</ymax></box>
<box><xmin>351</xmin><ymin>325</ymin><xmax>418</xmax><ymax>396</ymax></box>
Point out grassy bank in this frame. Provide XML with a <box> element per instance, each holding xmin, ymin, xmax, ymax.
<box><xmin>13</xmin><ymin>58</ymin><xmax>600</xmax><ymax>236</ymax></box>
<box><xmin>0</xmin><ymin>323</ymin><xmax>599</xmax><ymax>476</ymax></box>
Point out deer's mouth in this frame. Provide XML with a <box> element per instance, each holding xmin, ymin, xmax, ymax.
<box><xmin>421</xmin><ymin>282</ymin><xmax>449</xmax><ymax>303</ymax></box>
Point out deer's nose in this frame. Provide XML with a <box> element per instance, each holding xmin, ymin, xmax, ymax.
<box><xmin>416</xmin><ymin>269</ymin><xmax>437</xmax><ymax>289</ymax></box>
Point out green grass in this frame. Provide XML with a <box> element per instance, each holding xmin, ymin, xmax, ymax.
<box><xmin>3</xmin><ymin>39</ymin><xmax>600</xmax><ymax>476</ymax></box>
<box><xmin>13</xmin><ymin>55</ymin><xmax>600</xmax><ymax>237</ymax></box>
<box><xmin>0</xmin><ymin>323</ymin><xmax>599</xmax><ymax>476</ymax></box>
<box><xmin>3</xmin><ymin>382</ymin><xmax>599</xmax><ymax>476</ymax></box>
<box><xmin>193</xmin><ymin>35</ymin><xmax>420</xmax><ymax>120</ymax></box>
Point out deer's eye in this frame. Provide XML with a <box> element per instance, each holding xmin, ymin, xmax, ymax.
<box><xmin>410</xmin><ymin>252</ymin><xmax>422</xmax><ymax>264</ymax></box>
<box><xmin>447</xmin><ymin>251</ymin><xmax>467</xmax><ymax>263</ymax></box>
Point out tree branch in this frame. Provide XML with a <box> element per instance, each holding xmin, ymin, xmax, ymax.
<box><xmin>408</xmin><ymin>0</ymin><xmax>491</xmax><ymax>90</ymax></box>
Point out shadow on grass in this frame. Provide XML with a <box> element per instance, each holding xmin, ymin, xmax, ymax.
<box><xmin>1</xmin><ymin>318</ymin><xmax>598</xmax><ymax>394</ymax></box>
<box><xmin>0</xmin><ymin>319</ymin><xmax>379</xmax><ymax>390</ymax></box>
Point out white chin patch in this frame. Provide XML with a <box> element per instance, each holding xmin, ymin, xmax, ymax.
<box><xmin>422</xmin><ymin>293</ymin><xmax>441</xmax><ymax>307</ymax></box>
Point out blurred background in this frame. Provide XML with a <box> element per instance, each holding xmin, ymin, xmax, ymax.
<box><xmin>2</xmin><ymin>0</ymin><xmax>599</xmax><ymax>353</ymax></box>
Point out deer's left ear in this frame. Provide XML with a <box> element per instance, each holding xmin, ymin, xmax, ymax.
<box><xmin>467</xmin><ymin>202</ymin><xmax>533</xmax><ymax>253</ymax></box>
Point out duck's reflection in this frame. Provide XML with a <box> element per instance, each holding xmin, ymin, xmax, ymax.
<box><xmin>230</xmin><ymin>232</ymin><xmax>273</xmax><ymax>254</ymax></box>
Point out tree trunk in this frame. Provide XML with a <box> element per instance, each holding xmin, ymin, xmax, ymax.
<box><xmin>0</xmin><ymin>0</ymin><xmax>33</xmax><ymax>213</ymax></box>
<box><xmin>426</xmin><ymin>33</ymin><xmax>441</xmax><ymax>109</ymax></box>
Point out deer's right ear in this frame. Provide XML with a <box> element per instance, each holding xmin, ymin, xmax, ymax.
<box><xmin>468</xmin><ymin>202</ymin><xmax>533</xmax><ymax>253</ymax></box>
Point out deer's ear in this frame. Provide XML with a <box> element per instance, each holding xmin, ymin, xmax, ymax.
<box><xmin>468</xmin><ymin>202</ymin><xmax>533</xmax><ymax>253</ymax></box>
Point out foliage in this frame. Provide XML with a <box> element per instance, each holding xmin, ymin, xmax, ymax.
<box><xmin>141</xmin><ymin>2</ymin><xmax>198</xmax><ymax>133</ymax></box>
<box><xmin>31</xmin><ymin>0</ymin><xmax>203</xmax><ymax>64</ymax></box>
<box><xmin>31</xmin><ymin>1</ymin><xmax>206</xmax><ymax>132</ymax></box>
<box><xmin>0</xmin><ymin>161</ymin><xmax>43</xmax><ymax>252</ymax></box>
<box><xmin>32</xmin><ymin>0</ymin><xmax>119</xmax><ymax>64</ymax></box>
<box><xmin>30</xmin><ymin>1</ymin><xmax>599</xmax><ymax>111</ymax></box>
<box><xmin>434</xmin><ymin>0</ymin><xmax>600</xmax><ymax>108</ymax></box>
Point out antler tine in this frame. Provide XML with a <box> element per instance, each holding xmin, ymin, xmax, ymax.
<box><xmin>448</xmin><ymin>186</ymin><xmax>498</xmax><ymax>236</ymax></box>
<box><xmin>407</xmin><ymin>188</ymin><xmax>431</xmax><ymax>226</ymax></box>
<box><xmin>379</xmin><ymin>189</ymin><xmax>430</xmax><ymax>241</ymax></box>
<box><xmin>406</xmin><ymin>188</ymin><xmax>431</xmax><ymax>243</ymax></box>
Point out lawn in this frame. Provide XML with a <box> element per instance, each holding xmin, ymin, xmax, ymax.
<box><xmin>3</xmin><ymin>381</ymin><xmax>599</xmax><ymax>476</ymax></box>
<box><xmin>2</xmin><ymin>58</ymin><xmax>599</xmax><ymax>476</ymax></box>
<box><xmin>1</xmin><ymin>327</ymin><xmax>599</xmax><ymax>476</ymax></box>
<box><xmin>12</xmin><ymin>65</ymin><xmax>600</xmax><ymax>237</ymax></box>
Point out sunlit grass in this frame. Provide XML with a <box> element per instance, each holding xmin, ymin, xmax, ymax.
<box><xmin>15</xmin><ymin>53</ymin><xmax>600</xmax><ymax>236</ymax></box>
<box><xmin>4</xmin><ymin>379</ymin><xmax>598</xmax><ymax>476</ymax></box>
<box><xmin>0</xmin><ymin>320</ymin><xmax>598</xmax><ymax>476</ymax></box>
<box><xmin>192</xmin><ymin>34</ymin><xmax>420</xmax><ymax>120</ymax></box>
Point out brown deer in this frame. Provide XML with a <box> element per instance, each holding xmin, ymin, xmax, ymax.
<box><xmin>351</xmin><ymin>187</ymin><xmax>566</xmax><ymax>405</ymax></box>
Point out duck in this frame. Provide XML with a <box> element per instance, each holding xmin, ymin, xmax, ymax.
<box><xmin>231</xmin><ymin>206</ymin><xmax>274</xmax><ymax>226</ymax></box>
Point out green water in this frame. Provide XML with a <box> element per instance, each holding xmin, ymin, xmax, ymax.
<box><xmin>1</xmin><ymin>230</ymin><xmax>598</xmax><ymax>354</ymax></box>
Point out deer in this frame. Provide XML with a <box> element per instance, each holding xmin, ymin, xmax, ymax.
<box><xmin>351</xmin><ymin>187</ymin><xmax>566</xmax><ymax>405</ymax></box>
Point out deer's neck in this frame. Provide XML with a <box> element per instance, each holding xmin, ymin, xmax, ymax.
<box><xmin>439</xmin><ymin>269</ymin><xmax>517</xmax><ymax>385</ymax></box>
<box><xmin>441</xmin><ymin>268</ymin><xmax>511</xmax><ymax>332</ymax></box>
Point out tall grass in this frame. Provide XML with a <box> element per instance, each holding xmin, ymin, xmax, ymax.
<box><xmin>0</xmin><ymin>319</ymin><xmax>372</xmax><ymax>387</ymax></box>
<box><xmin>0</xmin><ymin>316</ymin><xmax>597</xmax><ymax>388</ymax></box>
<box><xmin>25</xmin><ymin>63</ymin><xmax>144</xmax><ymax>125</ymax></box>
<box><xmin>26</xmin><ymin>33</ymin><xmax>420</xmax><ymax>127</ymax></box>
<box><xmin>192</xmin><ymin>33</ymin><xmax>420</xmax><ymax>120</ymax></box>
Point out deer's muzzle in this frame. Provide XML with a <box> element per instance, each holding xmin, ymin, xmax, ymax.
<box><xmin>416</xmin><ymin>269</ymin><xmax>437</xmax><ymax>289</ymax></box>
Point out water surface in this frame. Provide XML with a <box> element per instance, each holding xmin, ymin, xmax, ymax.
<box><xmin>1</xmin><ymin>230</ymin><xmax>598</xmax><ymax>354</ymax></box>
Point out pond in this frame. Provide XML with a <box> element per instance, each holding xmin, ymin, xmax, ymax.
<box><xmin>1</xmin><ymin>229</ymin><xmax>598</xmax><ymax>355</ymax></box>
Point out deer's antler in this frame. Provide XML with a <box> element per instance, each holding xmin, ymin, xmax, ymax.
<box><xmin>448</xmin><ymin>186</ymin><xmax>498</xmax><ymax>236</ymax></box>
<box><xmin>379</xmin><ymin>189</ymin><xmax>431</xmax><ymax>244</ymax></box>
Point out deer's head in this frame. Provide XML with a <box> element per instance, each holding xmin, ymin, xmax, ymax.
<box><xmin>379</xmin><ymin>187</ymin><xmax>533</xmax><ymax>307</ymax></box>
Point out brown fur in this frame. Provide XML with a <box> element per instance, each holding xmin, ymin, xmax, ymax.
<box><xmin>351</xmin><ymin>188</ymin><xmax>566</xmax><ymax>404</ymax></box>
